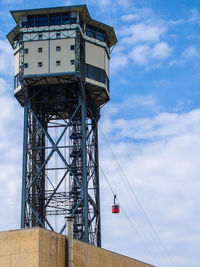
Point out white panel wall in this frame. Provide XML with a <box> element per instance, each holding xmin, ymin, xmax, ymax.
<box><xmin>104</xmin><ymin>52</ymin><xmax>109</xmax><ymax>77</ymax></box>
<box><xmin>85</xmin><ymin>41</ymin><xmax>105</xmax><ymax>69</ymax></box>
<box><xmin>14</xmin><ymin>51</ymin><xmax>19</xmax><ymax>75</ymax></box>
<box><xmin>24</xmin><ymin>41</ymin><xmax>49</xmax><ymax>75</ymax></box>
<box><xmin>50</xmin><ymin>38</ymin><xmax>75</xmax><ymax>73</ymax></box>
<box><xmin>85</xmin><ymin>41</ymin><xmax>109</xmax><ymax>78</ymax></box>
<box><xmin>23</xmin><ymin>38</ymin><xmax>75</xmax><ymax>76</ymax></box>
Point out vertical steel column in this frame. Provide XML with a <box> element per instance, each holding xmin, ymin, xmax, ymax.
<box><xmin>94</xmin><ymin>118</ymin><xmax>101</xmax><ymax>247</ymax></box>
<box><xmin>21</xmin><ymin>99</ymin><xmax>28</xmax><ymax>228</ymax></box>
<box><xmin>80</xmin><ymin>94</ymin><xmax>89</xmax><ymax>243</ymax></box>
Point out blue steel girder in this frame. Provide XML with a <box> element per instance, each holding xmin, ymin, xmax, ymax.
<box><xmin>21</xmin><ymin>77</ymin><xmax>101</xmax><ymax>246</ymax></box>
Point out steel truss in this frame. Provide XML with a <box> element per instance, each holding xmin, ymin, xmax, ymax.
<box><xmin>21</xmin><ymin>83</ymin><xmax>101</xmax><ymax>246</ymax></box>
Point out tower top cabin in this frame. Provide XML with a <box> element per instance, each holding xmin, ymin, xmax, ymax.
<box><xmin>7</xmin><ymin>5</ymin><xmax>117</xmax><ymax>107</ymax></box>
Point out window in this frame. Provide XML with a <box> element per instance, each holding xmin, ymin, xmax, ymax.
<box><xmin>24</xmin><ymin>48</ymin><xmax>28</xmax><ymax>54</ymax></box>
<box><xmin>85</xmin><ymin>64</ymin><xmax>109</xmax><ymax>86</ymax></box>
<box><xmin>28</xmin><ymin>16</ymin><xmax>34</xmax><ymax>27</ymax></box>
<box><xmin>38</xmin><ymin>34</ymin><xmax>43</xmax><ymax>40</ymax></box>
<box><xmin>56</xmin><ymin>60</ymin><xmax>61</xmax><ymax>66</ymax></box>
<box><xmin>86</xmin><ymin>25</ymin><xmax>106</xmax><ymax>42</ymax></box>
<box><xmin>21</xmin><ymin>16</ymin><xmax>27</xmax><ymax>28</ymax></box>
<box><xmin>38</xmin><ymin>47</ymin><xmax>42</xmax><ymax>53</ymax></box>
<box><xmin>38</xmin><ymin>62</ymin><xmax>43</xmax><ymax>67</ymax></box>
<box><xmin>50</xmin><ymin>14</ymin><xmax>61</xmax><ymax>25</ymax></box>
<box><xmin>56</xmin><ymin>33</ymin><xmax>61</xmax><ymax>38</ymax></box>
<box><xmin>62</xmin><ymin>13</ymin><xmax>70</xmax><ymax>24</ymax></box>
<box><xmin>56</xmin><ymin>46</ymin><xmax>61</xmax><ymax>51</ymax></box>
<box><xmin>24</xmin><ymin>63</ymin><xmax>28</xmax><ymax>68</ymax></box>
<box><xmin>70</xmin><ymin>17</ymin><xmax>77</xmax><ymax>23</ymax></box>
<box><xmin>70</xmin><ymin>60</ymin><xmax>75</xmax><ymax>65</ymax></box>
<box><xmin>22</xmin><ymin>21</ymin><xmax>27</xmax><ymax>28</ymax></box>
<box><xmin>35</xmin><ymin>15</ymin><xmax>48</xmax><ymax>27</ymax></box>
<box><xmin>26</xmin><ymin>12</ymin><xmax>77</xmax><ymax>28</ymax></box>
<box><xmin>14</xmin><ymin>74</ymin><xmax>20</xmax><ymax>88</ymax></box>
<box><xmin>70</xmin><ymin>45</ymin><xmax>75</xmax><ymax>50</ymax></box>
<box><xmin>70</xmin><ymin>12</ymin><xmax>77</xmax><ymax>24</ymax></box>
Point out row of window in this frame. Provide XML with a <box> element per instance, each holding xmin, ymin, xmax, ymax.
<box><xmin>86</xmin><ymin>24</ymin><xmax>106</xmax><ymax>43</ymax></box>
<box><xmin>24</xmin><ymin>60</ymin><xmax>75</xmax><ymax>68</ymax></box>
<box><xmin>85</xmin><ymin>64</ymin><xmax>109</xmax><ymax>88</ymax></box>
<box><xmin>37</xmin><ymin>32</ymin><xmax>61</xmax><ymax>40</ymax></box>
<box><xmin>21</xmin><ymin>13</ymin><xmax>77</xmax><ymax>28</ymax></box>
<box><xmin>15</xmin><ymin>64</ymin><xmax>109</xmax><ymax>89</ymax></box>
<box><xmin>24</xmin><ymin>45</ymin><xmax>75</xmax><ymax>54</ymax></box>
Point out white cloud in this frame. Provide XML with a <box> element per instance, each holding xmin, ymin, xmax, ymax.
<box><xmin>121</xmin><ymin>13</ymin><xmax>140</xmax><ymax>22</ymax></box>
<box><xmin>128</xmin><ymin>42</ymin><xmax>172</xmax><ymax>66</ymax></box>
<box><xmin>169</xmin><ymin>19</ymin><xmax>184</xmax><ymax>25</ymax></box>
<box><xmin>189</xmin><ymin>8</ymin><xmax>200</xmax><ymax>23</ymax></box>
<box><xmin>0</xmin><ymin>40</ymin><xmax>13</xmax><ymax>77</ymax></box>
<box><xmin>121</xmin><ymin>7</ymin><xmax>153</xmax><ymax>22</ymax></box>
<box><xmin>129</xmin><ymin>44</ymin><xmax>150</xmax><ymax>65</ymax></box>
<box><xmin>169</xmin><ymin>45</ymin><xmax>199</xmax><ymax>66</ymax></box>
<box><xmin>152</xmin><ymin>42</ymin><xmax>172</xmax><ymax>59</ymax></box>
<box><xmin>104</xmin><ymin>109</ymin><xmax>200</xmax><ymax>140</ymax></box>
<box><xmin>100</xmin><ymin>107</ymin><xmax>200</xmax><ymax>266</ymax></box>
<box><xmin>103</xmin><ymin>94</ymin><xmax>159</xmax><ymax>117</ymax></box>
<box><xmin>0</xmin><ymin>77</ymin><xmax>23</xmax><ymax>231</ymax></box>
<box><xmin>110</xmin><ymin>52</ymin><xmax>128</xmax><ymax>71</ymax></box>
<box><xmin>115</xmin><ymin>14</ymin><xmax>172</xmax><ymax>68</ymax></box>
<box><xmin>181</xmin><ymin>45</ymin><xmax>199</xmax><ymax>59</ymax></box>
<box><xmin>120</xmin><ymin>22</ymin><xmax>167</xmax><ymax>45</ymax></box>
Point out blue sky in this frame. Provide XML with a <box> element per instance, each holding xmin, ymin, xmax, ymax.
<box><xmin>0</xmin><ymin>0</ymin><xmax>200</xmax><ymax>267</ymax></box>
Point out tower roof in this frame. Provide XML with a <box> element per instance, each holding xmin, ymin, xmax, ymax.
<box><xmin>7</xmin><ymin>4</ymin><xmax>117</xmax><ymax>48</ymax></box>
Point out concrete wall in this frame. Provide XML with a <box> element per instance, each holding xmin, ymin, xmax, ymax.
<box><xmin>0</xmin><ymin>228</ymin><xmax>66</xmax><ymax>267</ymax></box>
<box><xmin>0</xmin><ymin>228</ymin><xmax>155</xmax><ymax>267</ymax></box>
<box><xmin>74</xmin><ymin>239</ymin><xmax>154</xmax><ymax>267</ymax></box>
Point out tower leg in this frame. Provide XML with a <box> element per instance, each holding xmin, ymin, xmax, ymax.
<box><xmin>80</xmin><ymin>94</ymin><xmax>89</xmax><ymax>243</ymax></box>
<box><xmin>21</xmin><ymin>85</ymin><xmax>102</xmax><ymax>246</ymax></box>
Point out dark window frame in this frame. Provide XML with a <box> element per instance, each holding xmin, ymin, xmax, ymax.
<box><xmin>38</xmin><ymin>62</ymin><xmax>43</xmax><ymax>67</ymax></box>
<box><xmin>49</xmin><ymin>14</ymin><xmax>61</xmax><ymax>26</ymax></box>
<box><xmin>38</xmin><ymin>47</ymin><xmax>43</xmax><ymax>53</ymax></box>
<box><xmin>86</xmin><ymin>24</ymin><xmax>106</xmax><ymax>42</ymax></box>
<box><xmin>26</xmin><ymin>12</ymin><xmax>78</xmax><ymax>28</ymax></box>
<box><xmin>14</xmin><ymin>74</ymin><xmax>20</xmax><ymax>88</ymax></box>
<box><xmin>35</xmin><ymin>15</ymin><xmax>48</xmax><ymax>27</ymax></box>
<box><xmin>56</xmin><ymin>33</ymin><xmax>61</xmax><ymax>38</ymax></box>
<box><xmin>22</xmin><ymin>21</ymin><xmax>27</xmax><ymax>28</ymax></box>
<box><xmin>56</xmin><ymin>60</ymin><xmax>61</xmax><ymax>66</ymax></box>
<box><xmin>85</xmin><ymin>63</ymin><xmax>109</xmax><ymax>90</ymax></box>
<box><xmin>56</xmin><ymin>46</ymin><xmax>61</xmax><ymax>51</ymax></box>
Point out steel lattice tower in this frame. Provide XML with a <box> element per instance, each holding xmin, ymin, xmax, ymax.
<box><xmin>7</xmin><ymin>5</ymin><xmax>117</xmax><ymax>246</ymax></box>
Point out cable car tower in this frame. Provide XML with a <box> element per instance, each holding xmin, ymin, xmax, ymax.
<box><xmin>7</xmin><ymin>5</ymin><xmax>117</xmax><ymax>246</ymax></box>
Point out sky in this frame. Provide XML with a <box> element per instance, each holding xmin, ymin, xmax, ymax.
<box><xmin>0</xmin><ymin>0</ymin><xmax>200</xmax><ymax>266</ymax></box>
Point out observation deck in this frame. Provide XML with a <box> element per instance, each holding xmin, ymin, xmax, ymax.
<box><xmin>7</xmin><ymin>5</ymin><xmax>117</xmax><ymax>108</ymax></box>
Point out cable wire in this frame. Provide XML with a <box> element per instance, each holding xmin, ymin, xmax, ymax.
<box><xmin>98</xmin><ymin>123</ymin><xmax>176</xmax><ymax>267</ymax></box>
<box><xmin>99</xmin><ymin>163</ymin><xmax>160</xmax><ymax>266</ymax></box>
<box><xmin>85</xmin><ymin>102</ymin><xmax>175</xmax><ymax>266</ymax></box>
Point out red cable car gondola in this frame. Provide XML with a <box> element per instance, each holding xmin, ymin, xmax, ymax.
<box><xmin>112</xmin><ymin>195</ymin><xmax>120</xmax><ymax>214</ymax></box>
